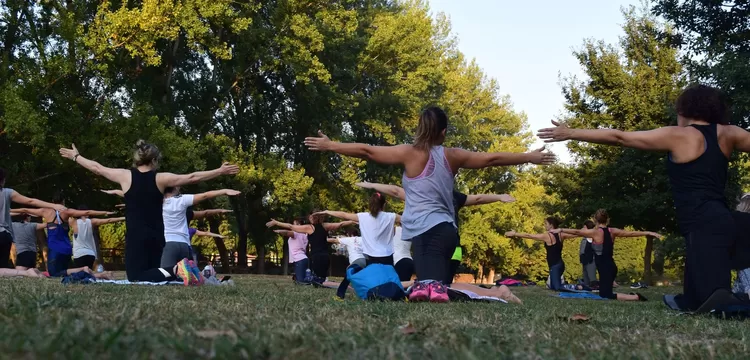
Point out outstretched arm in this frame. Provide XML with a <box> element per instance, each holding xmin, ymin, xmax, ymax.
<box><xmin>324</xmin><ymin>220</ymin><xmax>358</xmax><ymax>232</ymax></box>
<box><xmin>305</xmin><ymin>131</ymin><xmax>411</xmax><ymax>165</ymax></box>
<box><xmin>193</xmin><ymin>189</ymin><xmax>241</xmax><ymax>205</ymax></box>
<box><xmin>555</xmin><ymin>228</ymin><xmax>599</xmax><ymax>238</ymax></box>
<box><xmin>194</xmin><ymin>230</ymin><xmax>224</xmax><ymax>239</ymax></box>
<box><xmin>274</xmin><ymin>229</ymin><xmax>295</xmax><ymax>238</ymax></box>
<box><xmin>464</xmin><ymin>194</ymin><xmax>515</xmax><ymax>206</ymax></box>
<box><xmin>64</xmin><ymin>209</ymin><xmax>115</xmax><ymax>218</ymax></box>
<box><xmin>10</xmin><ymin>192</ymin><xmax>66</xmax><ymax>212</ymax></box>
<box><xmin>327</xmin><ymin>237</ymin><xmax>341</xmax><ymax>244</ymax></box>
<box><xmin>91</xmin><ymin>217</ymin><xmax>126</xmax><ymax>226</ymax></box>
<box><xmin>610</xmin><ymin>228</ymin><xmax>662</xmax><ymax>239</ymax></box>
<box><xmin>156</xmin><ymin>162</ymin><xmax>240</xmax><ymax>189</ymax></box>
<box><xmin>12</xmin><ymin>208</ymin><xmax>47</xmax><ymax>218</ymax></box>
<box><xmin>537</xmin><ymin>121</ymin><xmax>685</xmax><ymax>152</ymax></box>
<box><xmin>60</xmin><ymin>144</ymin><xmax>130</xmax><ymax>186</ymax></box>
<box><xmin>101</xmin><ymin>189</ymin><xmax>124</xmax><ymax>198</ymax></box>
<box><xmin>355</xmin><ymin>182</ymin><xmax>405</xmax><ymax>201</ymax></box>
<box><xmin>504</xmin><ymin>231</ymin><xmax>549</xmax><ymax>242</ymax></box>
<box><xmin>448</xmin><ymin>146</ymin><xmax>555</xmax><ymax>171</ymax></box>
<box><xmin>315</xmin><ymin>210</ymin><xmax>359</xmax><ymax>222</ymax></box>
<box><xmin>266</xmin><ymin>219</ymin><xmax>314</xmax><ymax>234</ymax></box>
<box><xmin>192</xmin><ymin>209</ymin><xmax>232</xmax><ymax>220</ymax></box>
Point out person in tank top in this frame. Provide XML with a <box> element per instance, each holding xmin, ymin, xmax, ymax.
<box><xmin>306</xmin><ymin>106</ymin><xmax>555</xmax><ymax>302</ymax></box>
<box><xmin>314</xmin><ymin>192</ymin><xmax>400</xmax><ymax>266</ymax></box>
<box><xmin>578</xmin><ymin>220</ymin><xmax>597</xmax><ymax>286</ymax></box>
<box><xmin>553</xmin><ymin>209</ymin><xmax>662</xmax><ymax>301</ymax></box>
<box><xmin>59</xmin><ymin>140</ymin><xmax>239</xmax><ymax>284</ymax></box>
<box><xmin>505</xmin><ymin>217</ymin><xmax>577</xmax><ymax>291</ymax></box>
<box><xmin>274</xmin><ymin>218</ymin><xmax>311</xmax><ymax>283</ymax></box>
<box><xmin>266</xmin><ymin>214</ymin><xmax>357</xmax><ymax>280</ymax></box>
<box><xmin>539</xmin><ymin>84</ymin><xmax>750</xmax><ymax>310</ymax></box>
<box><xmin>9</xmin><ymin>212</ymin><xmax>46</xmax><ymax>270</ymax></box>
<box><xmin>68</xmin><ymin>205</ymin><xmax>124</xmax><ymax>276</ymax></box>
<box><xmin>14</xmin><ymin>193</ymin><xmax>115</xmax><ymax>277</ymax></box>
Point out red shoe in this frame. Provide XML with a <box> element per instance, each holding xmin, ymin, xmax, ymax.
<box><xmin>409</xmin><ymin>281</ymin><xmax>430</xmax><ymax>302</ymax></box>
<box><xmin>429</xmin><ymin>282</ymin><xmax>450</xmax><ymax>303</ymax></box>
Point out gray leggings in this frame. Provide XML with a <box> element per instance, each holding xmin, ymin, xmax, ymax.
<box><xmin>160</xmin><ymin>242</ymin><xmax>194</xmax><ymax>268</ymax></box>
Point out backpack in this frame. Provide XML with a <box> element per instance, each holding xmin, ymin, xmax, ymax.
<box><xmin>336</xmin><ymin>264</ymin><xmax>406</xmax><ymax>301</ymax></box>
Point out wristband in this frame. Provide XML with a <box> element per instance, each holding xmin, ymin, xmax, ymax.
<box><xmin>73</xmin><ymin>154</ymin><xmax>80</xmax><ymax>162</ymax></box>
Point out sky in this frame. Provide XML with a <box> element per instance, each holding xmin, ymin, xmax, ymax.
<box><xmin>428</xmin><ymin>0</ymin><xmax>639</xmax><ymax>163</ymax></box>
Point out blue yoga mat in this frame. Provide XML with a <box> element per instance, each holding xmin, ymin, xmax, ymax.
<box><xmin>557</xmin><ymin>292</ymin><xmax>607</xmax><ymax>300</ymax></box>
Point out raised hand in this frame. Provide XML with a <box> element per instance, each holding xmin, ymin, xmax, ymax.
<box><xmin>528</xmin><ymin>145</ymin><xmax>557</xmax><ymax>165</ymax></box>
<box><xmin>224</xmin><ymin>189</ymin><xmax>241</xmax><ymax>196</ymax></box>
<box><xmin>649</xmin><ymin>232</ymin><xmax>664</xmax><ymax>239</ymax></box>
<box><xmin>106</xmin><ymin>211</ymin><xmax>116</xmax><ymax>216</ymax></box>
<box><xmin>220</xmin><ymin>162</ymin><xmax>240</xmax><ymax>175</ymax></box>
<box><xmin>304</xmin><ymin>131</ymin><xmax>332</xmax><ymax>151</ymax></box>
<box><xmin>220</xmin><ymin>209</ymin><xmax>233</xmax><ymax>214</ymax></box>
<box><xmin>499</xmin><ymin>194</ymin><xmax>515</xmax><ymax>203</ymax></box>
<box><xmin>265</xmin><ymin>219</ymin><xmax>278</xmax><ymax>228</ymax></box>
<box><xmin>59</xmin><ymin>144</ymin><xmax>79</xmax><ymax>161</ymax></box>
<box><xmin>312</xmin><ymin>210</ymin><xmax>329</xmax><ymax>216</ymax></box>
<box><xmin>354</xmin><ymin>182</ymin><xmax>372</xmax><ymax>188</ymax></box>
<box><xmin>101</xmin><ymin>189</ymin><xmax>119</xmax><ymax>195</ymax></box>
<box><xmin>504</xmin><ymin>231</ymin><xmax>517</xmax><ymax>237</ymax></box>
<box><xmin>537</xmin><ymin>120</ymin><xmax>573</xmax><ymax>143</ymax></box>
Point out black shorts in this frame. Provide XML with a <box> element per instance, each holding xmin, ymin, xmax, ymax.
<box><xmin>73</xmin><ymin>255</ymin><xmax>96</xmax><ymax>269</ymax></box>
<box><xmin>16</xmin><ymin>251</ymin><xmax>37</xmax><ymax>269</ymax></box>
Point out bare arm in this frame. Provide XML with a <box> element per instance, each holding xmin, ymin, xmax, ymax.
<box><xmin>327</xmin><ymin>237</ymin><xmax>340</xmax><ymax>244</ymax></box>
<box><xmin>192</xmin><ymin>189</ymin><xmax>241</xmax><ymax>205</ymax></box>
<box><xmin>537</xmin><ymin>121</ymin><xmax>684</xmax><ymax>152</ymax></box>
<box><xmin>101</xmin><ymin>189</ymin><xmax>124</xmax><ymax>198</ymax></box>
<box><xmin>35</xmin><ymin>223</ymin><xmax>47</xmax><ymax>230</ymax></box>
<box><xmin>266</xmin><ymin>219</ymin><xmax>314</xmax><ymax>234</ymax></box>
<box><xmin>464</xmin><ymin>194</ymin><xmax>515</xmax><ymax>206</ymax></box>
<box><xmin>504</xmin><ymin>231</ymin><xmax>549</xmax><ymax>242</ymax></box>
<box><xmin>395</xmin><ymin>214</ymin><xmax>401</xmax><ymax>224</ymax></box>
<box><xmin>60</xmin><ymin>144</ymin><xmax>130</xmax><ymax>186</ymax></box>
<box><xmin>91</xmin><ymin>217</ymin><xmax>126</xmax><ymax>226</ymax></box>
<box><xmin>324</xmin><ymin>220</ymin><xmax>358</xmax><ymax>232</ymax></box>
<box><xmin>355</xmin><ymin>182</ymin><xmax>405</xmax><ymax>201</ymax></box>
<box><xmin>194</xmin><ymin>230</ymin><xmax>224</xmax><ymax>239</ymax></box>
<box><xmin>274</xmin><ymin>229</ymin><xmax>295</xmax><ymax>238</ymax></box>
<box><xmin>315</xmin><ymin>210</ymin><xmax>359</xmax><ymax>222</ymax></box>
<box><xmin>64</xmin><ymin>209</ymin><xmax>115</xmax><ymax>218</ymax></box>
<box><xmin>730</xmin><ymin>125</ymin><xmax>750</xmax><ymax>153</ymax></box>
<box><xmin>192</xmin><ymin>209</ymin><xmax>233</xmax><ymax>220</ymax></box>
<box><xmin>305</xmin><ymin>131</ymin><xmax>411</xmax><ymax>166</ymax></box>
<box><xmin>555</xmin><ymin>228</ymin><xmax>599</xmax><ymax>238</ymax></box>
<box><xmin>448</xmin><ymin>146</ymin><xmax>555</xmax><ymax>171</ymax></box>
<box><xmin>156</xmin><ymin>162</ymin><xmax>239</xmax><ymax>189</ymax></box>
<box><xmin>12</xmin><ymin>208</ymin><xmax>47</xmax><ymax>218</ymax></box>
<box><xmin>610</xmin><ymin>228</ymin><xmax>663</xmax><ymax>239</ymax></box>
<box><xmin>10</xmin><ymin>192</ymin><xmax>66</xmax><ymax>212</ymax></box>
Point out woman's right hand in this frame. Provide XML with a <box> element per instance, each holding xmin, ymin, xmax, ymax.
<box><xmin>265</xmin><ymin>219</ymin><xmax>278</xmax><ymax>228</ymax></box>
<box><xmin>219</xmin><ymin>163</ymin><xmax>240</xmax><ymax>175</ymax></box>
<box><xmin>59</xmin><ymin>144</ymin><xmax>79</xmax><ymax>161</ymax></box>
<box><xmin>504</xmin><ymin>231</ymin><xmax>516</xmax><ymax>237</ymax></box>
<box><xmin>527</xmin><ymin>146</ymin><xmax>557</xmax><ymax>165</ymax></box>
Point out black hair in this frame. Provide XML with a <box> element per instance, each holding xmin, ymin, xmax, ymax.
<box><xmin>584</xmin><ymin>220</ymin><xmax>595</xmax><ymax>229</ymax></box>
<box><xmin>545</xmin><ymin>216</ymin><xmax>561</xmax><ymax>229</ymax></box>
<box><xmin>675</xmin><ymin>84</ymin><xmax>729</xmax><ymax>125</ymax></box>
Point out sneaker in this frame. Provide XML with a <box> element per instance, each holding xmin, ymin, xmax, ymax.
<box><xmin>429</xmin><ymin>282</ymin><xmax>450</xmax><ymax>303</ymax></box>
<box><xmin>630</xmin><ymin>292</ymin><xmax>648</xmax><ymax>301</ymax></box>
<box><xmin>188</xmin><ymin>260</ymin><xmax>205</xmax><ymax>285</ymax></box>
<box><xmin>630</xmin><ymin>282</ymin><xmax>648</xmax><ymax>289</ymax></box>
<box><xmin>175</xmin><ymin>259</ymin><xmax>197</xmax><ymax>286</ymax></box>
<box><xmin>409</xmin><ymin>281</ymin><xmax>430</xmax><ymax>302</ymax></box>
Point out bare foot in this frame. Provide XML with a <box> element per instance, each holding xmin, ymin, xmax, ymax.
<box><xmin>495</xmin><ymin>285</ymin><xmax>523</xmax><ymax>305</ymax></box>
<box><xmin>25</xmin><ymin>268</ymin><xmax>45</xmax><ymax>278</ymax></box>
<box><xmin>93</xmin><ymin>271</ymin><xmax>114</xmax><ymax>280</ymax></box>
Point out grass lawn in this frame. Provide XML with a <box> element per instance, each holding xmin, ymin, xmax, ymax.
<box><xmin>0</xmin><ymin>274</ymin><xmax>748</xmax><ymax>359</ymax></box>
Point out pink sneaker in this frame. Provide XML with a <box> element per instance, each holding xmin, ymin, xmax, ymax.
<box><xmin>429</xmin><ymin>282</ymin><xmax>449</xmax><ymax>303</ymax></box>
<box><xmin>409</xmin><ymin>281</ymin><xmax>430</xmax><ymax>302</ymax></box>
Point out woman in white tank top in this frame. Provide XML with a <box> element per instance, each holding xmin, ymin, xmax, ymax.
<box><xmin>306</xmin><ymin>106</ymin><xmax>556</xmax><ymax>303</ymax></box>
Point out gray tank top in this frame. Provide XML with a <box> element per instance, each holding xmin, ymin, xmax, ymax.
<box><xmin>0</xmin><ymin>188</ymin><xmax>14</xmax><ymax>239</ymax></box>
<box><xmin>401</xmin><ymin>146</ymin><xmax>456</xmax><ymax>240</ymax></box>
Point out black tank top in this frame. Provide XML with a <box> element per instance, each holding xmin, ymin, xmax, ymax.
<box><xmin>665</xmin><ymin>124</ymin><xmax>729</xmax><ymax>234</ymax></box>
<box><xmin>124</xmin><ymin>169</ymin><xmax>164</xmax><ymax>241</ymax></box>
<box><xmin>308</xmin><ymin>224</ymin><xmax>329</xmax><ymax>255</ymax></box>
<box><xmin>599</xmin><ymin>227</ymin><xmax>614</xmax><ymax>260</ymax></box>
<box><xmin>545</xmin><ymin>233</ymin><xmax>563</xmax><ymax>267</ymax></box>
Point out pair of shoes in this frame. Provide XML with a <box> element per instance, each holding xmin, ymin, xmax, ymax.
<box><xmin>175</xmin><ymin>258</ymin><xmax>203</xmax><ymax>286</ymax></box>
<box><xmin>630</xmin><ymin>281</ymin><xmax>648</xmax><ymax>289</ymax></box>
<box><xmin>408</xmin><ymin>281</ymin><xmax>449</xmax><ymax>303</ymax></box>
<box><xmin>630</xmin><ymin>292</ymin><xmax>648</xmax><ymax>301</ymax></box>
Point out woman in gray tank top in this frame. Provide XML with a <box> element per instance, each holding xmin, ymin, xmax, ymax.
<box><xmin>306</xmin><ymin>106</ymin><xmax>556</xmax><ymax>302</ymax></box>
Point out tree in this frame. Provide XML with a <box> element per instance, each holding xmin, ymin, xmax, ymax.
<box><xmin>552</xmin><ymin>6</ymin><xmax>684</xmax><ymax>284</ymax></box>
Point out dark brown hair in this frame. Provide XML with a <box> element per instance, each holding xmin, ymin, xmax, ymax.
<box><xmin>133</xmin><ymin>139</ymin><xmax>162</xmax><ymax>168</ymax></box>
<box><xmin>594</xmin><ymin>209</ymin><xmax>609</xmax><ymax>225</ymax></box>
<box><xmin>583</xmin><ymin>220</ymin><xmax>595</xmax><ymax>229</ymax></box>
<box><xmin>413</xmin><ymin>106</ymin><xmax>448</xmax><ymax>150</ymax></box>
<box><xmin>309</xmin><ymin>209</ymin><xmax>325</xmax><ymax>225</ymax></box>
<box><xmin>545</xmin><ymin>217</ymin><xmax>560</xmax><ymax>229</ymax></box>
<box><xmin>369</xmin><ymin>192</ymin><xmax>386</xmax><ymax>217</ymax></box>
<box><xmin>675</xmin><ymin>84</ymin><xmax>729</xmax><ymax>125</ymax></box>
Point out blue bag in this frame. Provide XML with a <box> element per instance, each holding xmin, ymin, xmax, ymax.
<box><xmin>336</xmin><ymin>264</ymin><xmax>406</xmax><ymax>301</ymax></box>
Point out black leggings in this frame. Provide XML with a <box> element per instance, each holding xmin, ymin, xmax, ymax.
<box><xmin>365</xmin><ymin>254</ymin><xmax>394</xmax><ymax>266</ymax></box>
<box><xmin>596</xmin><ymin>256</ymin><xmax>618</xmax><ymax>300</ymax></box>
<box><xmin>310</xmin><ymin>252</ymin><xmax>330</xmax><ymax>278</ymax></box>
<box><xmin>412</xmin><ymin>222</ymin><xmax>459</xmax><ymax>284</ymax></box>
<box><xmin>394</xmin><ymin>258</ymin><xmax>414</xmax><ymax>281</ymax></box>
<box><xmin>677</xmin><ymin>228</ymin><xmax>734</xmax><ymax>310</ymax></box>
<box><xmin>0</xmin><ymin>232</ymin><xmax>12</xmax><ymax>268</ymax></box>
<box><xmin>125</xmin><ymin>236</ymin><xmax>173</xmax><ymax>282</ymax></box>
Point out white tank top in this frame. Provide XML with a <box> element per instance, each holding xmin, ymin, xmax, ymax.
<box><xmin>73</xmin><ymin>218</ymin><xmax>97</xmax><ymax>258</ymax></box>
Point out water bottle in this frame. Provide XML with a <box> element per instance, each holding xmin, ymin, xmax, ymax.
<box><xmin>96</xmin><ymin>264</ymin><xmax>104</xmax><ymax>273</ymax></box>
<box><xmin>305</xmin><ymin>268</ymin><xmax>311</xmax><ymax>280</ymax></box>
<box><xmin>203</xmin><ymin>265</ymin><xmax>213</xmax><ymax>278</ymax></box>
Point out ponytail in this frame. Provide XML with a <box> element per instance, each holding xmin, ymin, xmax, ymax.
<box><xmin>368</xmin><ymin>192</ymin><xmax>386</xmax><ymax>217</ymax></box>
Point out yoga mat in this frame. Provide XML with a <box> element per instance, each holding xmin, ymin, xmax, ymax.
<box><xmin>95</xmin><ymin>279</ymin><xmax>185</xmax><ymax>286</ymax></box>
<box><xmin>557</xmin><ymin>292</ymin><xmax>607</xmax><ymax>300</ymax></box>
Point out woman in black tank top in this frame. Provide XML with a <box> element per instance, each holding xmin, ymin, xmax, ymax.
<box><xmin>555</xmin><ymin>209</ymin><xmax>661</xmax><ymax>301</ymax></box>
<box><xmin>540</xmin><ymin>85</ymin><xmax>750</xmax><ymax>309</ymax></box>
<box><xmin>60</xmin><ymin>140</ymin><xmax>239</xmax><ymax>283</ymax></box>
<box><xmin>505</xmin><ymin>217</ymin><xmax>576</xmax><ymax>291</ymax></box>
<box><xmin>266</xmin><ymin>212</ymin><xmax>356</xmax><ymax>281</ymax></box>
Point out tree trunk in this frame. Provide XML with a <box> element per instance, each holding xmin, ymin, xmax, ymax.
<box><xmin>93</xmin><ymin>226</ymin><xmax>102</xmax><ymax>268</ymax></box>
<box><xmin>208</xmin><ymin>217</ymin><xmax>230</xmax><ymax>274</ymax></box>
<box><xmin>477</xmin><ymin>266</ymin><xmax>484</xmax><ymax>284</ymax></box>
<box><xmin>236</xmin><ymin>214</ymin><xmax>248</xmax><ymax>269</ymax></box>
<box><xmin>643</xmin><ymin>235</ymin><xmax>654</xmax><ymax>285</ymax></box>
<box><xmin>282</xmin><ymin>235</ymin><xmax>289</xmax><ymax>276</ymax></box>
<box><xmin>483</xmin><ymin>268</ymin><xmax>495</xmax><ymax>284</ymax></box>
<box><xmin>652</xmin><ymin>239</ymin><xmax>665</xmax><ymax>278</ymax></box>
<box><xmin>256</xmin><ymin>237</ymin><xmax>266</xmax><ymax>274</ymax></box>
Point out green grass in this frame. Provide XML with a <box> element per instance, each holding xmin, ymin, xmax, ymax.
<box><xmin>0</xmin><ymin>275</ymin><xmax>748</xmax><ymax>359</ymax></box>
